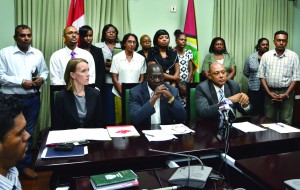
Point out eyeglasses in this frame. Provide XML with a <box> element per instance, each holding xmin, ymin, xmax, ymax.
<box><xmin>65</xmin><ymin>31</ymin><xmax>79</xmax><ymax>35</ymax></box>
<box><xmin>148</xmin><ymin>75</ymin><xmax>164</xmax><ymax>81</ymax></box>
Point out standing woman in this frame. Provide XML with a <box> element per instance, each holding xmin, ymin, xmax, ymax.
<box><xmin>54</xmin><ymin>58</ymin><xmax>104</xmax><ymax>130</ymax></box>
<box><xmin>95</xmin><ymin>24</ymin><xmax>121</xmax><ymax>125</ymax></box>
<box><xmin>137</xmin><ymin>34</ymin><xmax>152</xmax><ymax>62</ymax></box>
<box><xmin>174</xmin><ymin>29</ymin><xmax>193</xmax><ymax>108</ymax></box>
<box><xmin>148</xmin><ymin>29</ymin><xmax>180</xmax><ymax>87</ymax></box>
<box><xmin>110</xmin><ymin>33</ymin><xmax>146</xmax><ymax>124</ymax></box>
<box><xmin>201</xmin><ymin>37</ymin><xmax>236</xmax><ymax>80</ymax></box>
<box><xmin>243</xmin><ymin>38</ymin><xmax>269</xmax><ymax>116</ymax></box>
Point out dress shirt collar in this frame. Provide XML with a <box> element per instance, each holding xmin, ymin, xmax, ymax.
<box><xmin>273</xmin><ymin>49</ymin><xmax>287</xmax><ymax>58</ymax></box>
<box><xmin>13</xmin><ymin>45</ymin><xmax>34</xmax><ymax>54</ymax></box>
<box><xmin>213</xmin><ymin>84</ymin><xmax>224</xmax><ymax>93</ymax></box>
<box><xmin>64</xmin><ymin>46</ymin><xmax>79</xmax><ymax>55</ymax></box>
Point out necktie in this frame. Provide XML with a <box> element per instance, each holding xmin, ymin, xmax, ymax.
<box><xmin>71</xmin><ymin>51</ymin><xmax>75</xmax><ymax>59</ymax></box>
<box><xmin>219</xmin><ymin>89</ymin><xmax>224</xmax><ymax>102</ymax></box>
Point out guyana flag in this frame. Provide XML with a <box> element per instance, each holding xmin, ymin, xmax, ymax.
<box><xmin>184</xmin><ymin>0</ymin><xmax>200</xmax><ymax>82</ymax></box>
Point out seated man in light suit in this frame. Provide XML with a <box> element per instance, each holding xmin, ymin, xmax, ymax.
<box><xmin>129</xmin><ymin>64</ymin><xmax>186</xmax><ymax>128</ymax></box>
<box><xmin>196</xmin><ymin>62</ymin><xmax>251</xmax><ymax>120</ymax></box>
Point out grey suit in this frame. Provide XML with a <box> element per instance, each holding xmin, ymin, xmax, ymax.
<box><xmin>196</xmin><ymin>79</ymin><xmax>250</xmax><ymax>120</ymax></box>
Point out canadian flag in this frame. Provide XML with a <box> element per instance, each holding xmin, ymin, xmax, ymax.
<box><xmin>66</xmin><ymin>0</ymin><xmax>85</xmax><ymax>30</ymax></box>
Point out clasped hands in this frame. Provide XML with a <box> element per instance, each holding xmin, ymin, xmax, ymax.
<box><xmin>22</xmin><ymin>77</ymin><xmax>44</xmax><ymax>90</ymax></box>
<box><xmin>152</xmin><ymin>84</ymin><xmax>173</xmax><ymax>100</ymax></box>
<box><xmin>269</xmin><ymin>92</ymin><xmax>288</xmax><ymax>102</ymax></box>
<box><xmin>228</xmin><ymin>93</ymin><xmax>249</xmax><ymax>107</ymax></box>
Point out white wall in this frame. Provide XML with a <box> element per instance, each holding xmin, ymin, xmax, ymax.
<box><xmin>0</xmin><ymin>0</ymin><xmax>15</xmax><ymax>49</ymax></box>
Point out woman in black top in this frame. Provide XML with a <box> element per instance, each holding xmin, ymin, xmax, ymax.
<box><xmin>148</xmin><ymin>29</ymin><xmax>179</xmax><ymax>87</ymax></box>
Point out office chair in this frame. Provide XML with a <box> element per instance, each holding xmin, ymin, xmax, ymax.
<box><xmin>186</xmin><ymin>82</ymin><xmax>200</xmax><ymax>123</ymax></box>
<box><xmin>121</xmin><ymin>83</ymin><xmax>139</xmax><ymax>124</ymax></box>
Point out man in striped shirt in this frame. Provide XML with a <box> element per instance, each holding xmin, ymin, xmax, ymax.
<box><xmin>0</xmin><ymin>93</ymin><xmax>30</xmax><ymax>189</ymax></box>
<box><xmin>258</xmin><ymin>30</ymin><xmax>300</xmax><ymax>125</ymax></box>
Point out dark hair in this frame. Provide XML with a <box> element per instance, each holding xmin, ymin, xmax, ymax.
<box><xmin>64</xmin><ymin>58</ymin><xmax>89</xmax><ymax>91</ymax></box>
<box><xmin>14</xmin><ymin>24</ymin><xmax>31</xmax><ymax>38</ymax></box>
<box><xmin>153</xmin><ymin>29</ymin><xmax>170</xmax><ymax>48</ymax></box>
<box><xmin>79</xmin><ymin>25</ymin><xmax>93</xmax><ymax>37</ymax></box>
<box><xmin>174</xmin><ymin>29</ymin><xmax>185</xmax><ymax>40</ymax></box>
<box><xmin>255</xmin><ymin>38</ymin><xmax>269</xmax><ymax>51</ymax></box>
<box><xmin>274</xmin><ymin>30</ymin><xmax>288</xmax><ymax>39</ymax></box>
<box><xmin>209</xmin><ymin>37</ymin><xmax>228</xmax><ymax>54</ymax></box>
<box><xmin>121</xmin><ymin>33</ymin><xmax>139</xmax><ymax>51</ymax></box>
<box><xmin>100</xmin><ymin>24</ymin><xmax>119</xmax><ymax>42</ymax></box>
<box><xmin>0</xmin><ymin>93</ymin><xmax>22</xmax><ymax>142</ymax></box>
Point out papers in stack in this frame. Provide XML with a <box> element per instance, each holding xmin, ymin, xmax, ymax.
<box><xmin>261</xmin><ymin>123</ymin><xmax>300</xmax><ymax>133</ymax></box>
<box><xmin>232</xmin><ymin>121</ymin><xmax>267</xmax><ymax>133</ymax></box>
<box><xmin>41</xmin><ymin>146</ymin><xmax>88</xmax><ymax>159</ymax></box>
<box><xmin>46</xmin><ymin>128</ymin><xmax>111</xmax><ymax>145</ymax></box>
<box><xmin>142</xmin><ymin>130</ymin><xmax>178</xmax><ymax>141</ymax></box>
<box><xmin>106</xmin><ymin>125</ymin><xmax>140</xmax><ymax>137</ymax></box>
<box><xmin>160</xmin><ymin>123</ymin><xmax>195</xmax><ymax>135</ymax></box>
<box><xmin>90</xmin><ymin>169</ymin><xmax>138</xmax><ymax>190</ymax></box>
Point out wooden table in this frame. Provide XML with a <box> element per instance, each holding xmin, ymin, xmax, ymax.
<box><xmin>235</xmin><ymin>151</ymin><xmax>300</xmax><ymax>190</ymax></box>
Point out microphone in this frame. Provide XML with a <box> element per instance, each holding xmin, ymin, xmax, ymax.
<box><xmin>218</xmin><ymin>103</ymin><xmax>231</xmax><ymax>123</ymax></box>
<box><xmin>149</xmin><ymin>148</ymin><xmax>212</xmax><ymax>189</ymax></box>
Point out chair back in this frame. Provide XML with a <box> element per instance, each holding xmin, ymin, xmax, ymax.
<box><xmin>122</xmin><ymin>83</ymin><xmax>139</xmax><ymax>124</ymax></box>
<box><xmin>186</xmin><ymin>82</ymin><xmax>200</xmax><ymax>123</ymax></box>
<box><xmin>50</xmin><ymin>85</ymin><xmax>66</xmax><ymax>127</ymax></box>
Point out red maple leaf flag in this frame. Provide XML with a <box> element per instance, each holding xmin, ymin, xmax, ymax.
<box><xmin>66</xmin><ymin>0</ymin><xmax>85</xmax><ymax>30</ymax></box>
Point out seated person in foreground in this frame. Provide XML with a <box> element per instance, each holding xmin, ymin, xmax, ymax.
<box><xmin>196</xmin><ymin>62</ymin><xmax>251</xmax><ymax>120</ymax></box>
<box><xmin>53</xmin><ymin>58</ymin><xmax>104</xmax><ymax>130</ymax></box>
<box><xmin>129</xmin><ymin>64</ymin><xmax>186</xmax><ymax>128</ymax></box>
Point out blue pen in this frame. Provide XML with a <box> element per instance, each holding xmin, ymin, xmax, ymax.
<box><xmin>276</xmin><ymin>123</ymin><xmax>285</xmax><ymax>128</ymax></box>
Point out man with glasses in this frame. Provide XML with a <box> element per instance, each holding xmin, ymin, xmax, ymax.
<box><xmin>258</xmin><ymin>30</ymin><xmax>300</xmax><ymax>125</ymax></box>
<box><xmin>129</xmin><ymin>64</ymin><xmax>186</xmax><ymax>129</ymax></box>
<box><xmin>196</xmin><ymin>62</ymin><xmax>250</xmax><ymax>120</ymax></box>
<box><xmin>50</xmin><ymin>26</ymin><xmax>95</xmax><ymax>85</ymax></box>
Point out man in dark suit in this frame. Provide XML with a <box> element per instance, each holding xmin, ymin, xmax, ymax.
<box><xmin>129</xmin><ymin>64</ymin><xmax>186</xmax><ymax>128</ymax></box>
<box><xmin>196</xmin><ymin>62</ymin><xmax>251</xmax><ymax>120</ymax></box>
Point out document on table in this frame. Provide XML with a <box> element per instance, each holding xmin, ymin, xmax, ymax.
<box><xmin>46</xmin><ymin>128</ymin><xmax>111</xmax><ymax>145</ymax></box>
<box><xmin>106</xmin><ymin>125</ymin><xmax>140</xmax><ymax>137</ymax></box>
<box><xmin>160</xmin><ymin>123</ymin><xmax>195</xmax><ymax>135</ymax></box>
<box><xmin>142</xmin><ymin>130</ymin><xmax>178</xmax><ymax>141</ymax></box>
<box><xmin>261</xmin><ymin>123</ymin><xmax>300</xmax><ymax>133</ymax></box>
<box><xmin>41</xmin><ymin>146</ymin><xmax>88</xmax><ymax>159</ymax></box>
<box><xmin>232</xmin><ymin>121</ymin><xmax>267</xmax><ymax>133</ymax></box>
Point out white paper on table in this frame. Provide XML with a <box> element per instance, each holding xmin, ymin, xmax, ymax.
<box><xmin>106</xmin><ymin>125</ymin><xmax>140</xmax><ymax>137</ymax></box>
<box><xmin>142</xmin><ymin>130</ymin><xmax>178</xmax><ymax>141</ymax></box>
<box><xmin>261</xmin><ymin>123</ymin><xmax>300</xmax><ymax>133</ymax></box>
<box><xmin>160</xmin><ymin>123</ymin><xmax>195</xmax><ymax>135</ymax></box>
<box><xmin>46</xmin><ymin>128</ymin><xmax>111</xmax><ymax>145</ymax></box>
<box><xmin>232</xmin><ymin>121</ymin><xmax>267</xmax><ymax>133</ymax></box>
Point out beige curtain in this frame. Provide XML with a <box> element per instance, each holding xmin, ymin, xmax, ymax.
<box><xmin>213</xmin><ymin>0</ymin><xmax>294</xmax><ymax>91</ymax></box>
<box><xmin>15</xmin><ymin>0</ymin><xmax>131</xmax><ymax>144</ymax></box>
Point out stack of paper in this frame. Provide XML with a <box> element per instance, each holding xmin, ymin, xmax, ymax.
<box><xmin>106</xmin><ymin>125</ymin><xmax>140</xmax><ymax>137</ymax></box>
<box><xmin>142</xmin><ymin>130</ymin><xmax>178</xmax><ymax>141</ymax></box>
<box><xmin>46</xmin><ymin>128</ymin><xmax>111</xmax><ymax>145</ymax></box>
<box><xmin>160</xmin><ymin>123</ymin><xmax>195</xmax><ymax>135</ymax></box>
<box><xmin>261</xmin><ymin>123</ymin><xmax>300</xmax><ymax>133</ymax></box>
<box><xmin>232</xmin><ymin>122</ymin><xmax>266</xmax><ymax>133</ymax></box>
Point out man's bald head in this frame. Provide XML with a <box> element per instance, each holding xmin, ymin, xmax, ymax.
<box><xmin>208</xmin><ymin>62</ymin><xmax>227</xmax><ymax>88</ymax></box>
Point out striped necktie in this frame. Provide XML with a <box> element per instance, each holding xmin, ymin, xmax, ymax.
<box><xmin>219</xmin><ymin>89</ymin><xmax>224</xmax><ymax>102</ymax></box>
<box><xmin>71</xmin><ymin>51</ymin><xmax>75</xmax><ymax>59</ymax></box>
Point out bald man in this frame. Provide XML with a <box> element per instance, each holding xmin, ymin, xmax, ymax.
<box><xmin>196</xmin><ymin>62</ymin><xmax>251</xmax><ymax>120</ymax></box>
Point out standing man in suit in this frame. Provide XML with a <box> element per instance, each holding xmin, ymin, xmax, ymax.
<box><xmin>257</xmin><ymin>30</ymin><xmax>299</xmax><ymax>125</ymax></box>
<box><xmin>0</xmin><ymin>25</ymin><xmax>49</xmax><ymax>179</ymax></box>
<box><xmin>129</xmin><ymin>64</ymin><xmax>186</xmax><ymax>128</ymax></box>
<box><xmin>0</xmin><ymin>93</ymin><xmax>30</xmax><ymax>189</ymax></box>
<box><xmin>196</xmin><ymin>62</ymin><xmax>250</xmax><ymax>120</ymax></box>
<box><xmin>50</xmin><ymin>26</ymin><xmax>95</xmax><ymax>85</ymax></box>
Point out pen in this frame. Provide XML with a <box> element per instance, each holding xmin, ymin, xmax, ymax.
<box><xmin>46</xmin><ymin>143</ymin><xmax>58</xmax><ymax>147</ymax></box>
<box><xmin>144</xmin><ymin>133</ymin><xmax>154</xmax><ymax>137</ymax></box>
<box><xmin>152</xmin><ymin>186</ymin><xmax>179</xmax><ymax>190</ymax></box>
<box><xmin>276</xmin><ymin>123</ymin><xmax>285</xmax><ymax>128</ymax></box>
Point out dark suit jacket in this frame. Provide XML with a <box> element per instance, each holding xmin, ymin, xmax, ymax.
<box><xmin>129</xmin><ymin>81</ymin><xmax>186</xmax><ymax>128</ymax></box>
<box><xmin>195</xmin><ymin>79</ymin><xmax>251</xmax><ymax>120</ymax></box>
<box><xmin>53</xmin><ymin>86</ymin><xmax>104</xmax><ymax>130</ymax></box>
<box><xmin>90</xmin><ymin>45</ymin><xmax>105</xmax><ymax>90</ymax></box>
